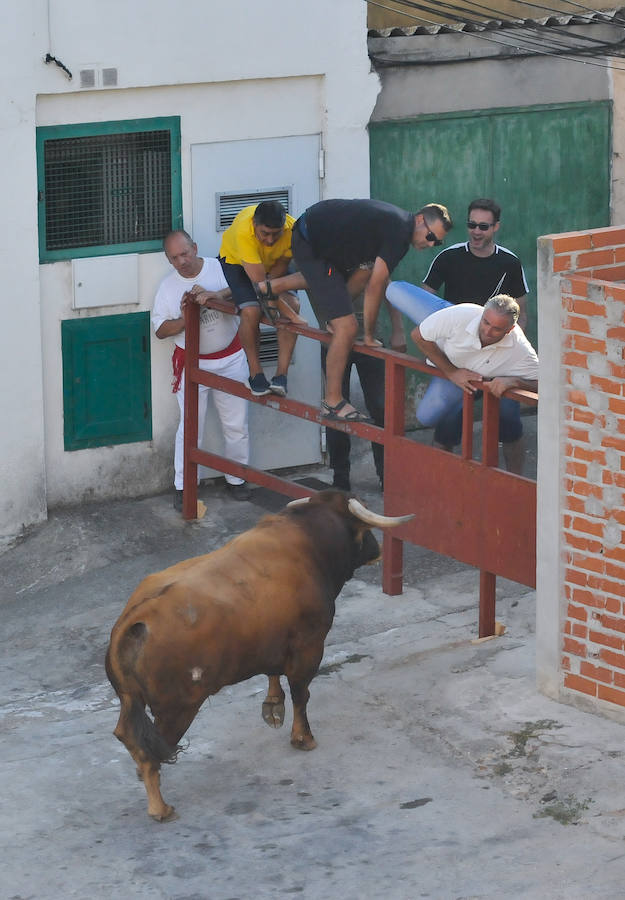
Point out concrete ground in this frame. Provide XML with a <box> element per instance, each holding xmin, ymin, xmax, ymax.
<box><xmin>4</xmin><ymin>414</ymin><xmax>625</xmax><ymax>900</ymax></box>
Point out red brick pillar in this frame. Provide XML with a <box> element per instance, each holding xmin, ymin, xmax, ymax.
<box><xmin>537</xmin><ymin>226</ymin><xmax>625</xmax><ymax>719</ymax></box>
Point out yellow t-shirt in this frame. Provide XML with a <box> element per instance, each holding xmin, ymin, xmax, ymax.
<box><xmin>219</xmin><ymin>205</ymin><xmax>294</xmax><ymax>270</ymax></box>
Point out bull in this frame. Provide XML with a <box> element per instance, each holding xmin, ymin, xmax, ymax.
<box><xmin>105</xmin><ymin>490</ymin><xmax>413</xmax><ymax>821</ymax></box>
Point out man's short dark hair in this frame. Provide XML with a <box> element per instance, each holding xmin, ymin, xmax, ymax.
<box><xmin>163</xmin><ymin>229</ymin><xmax>194</xmax><ymax>249</ymax></box>
<box><xmin>418</xmin><ymin>203</ymin><xmax>453</xmax><ymax>233</ymax></box>
<box><xmin>468</xmin><ymin>198</ymin><xmax>501</xmax><ymax>223</ymax></box>
<box><xmin>253</xmin><ymin>200</ymin><xmax>287</xmax><ymax>229</ymax></box>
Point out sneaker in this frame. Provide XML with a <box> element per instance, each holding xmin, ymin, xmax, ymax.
<box><xmin>227</xmin><ymin>482</ymin><xmax>252</xmax><ymax>501</ymax></box>
<box><xmin>248</xmin><ymin>373</ymin><xmax>271</xmax><ymax>396</ymax></box>
<box><xmin>269</xmin><ymin>374</ymin><xmax>288</xmax><ymax>397</ymax></box>
<box><xmin>173</xmin><ymin>489</ymin><xmax>183</xmax><ymax>511</ymax></box>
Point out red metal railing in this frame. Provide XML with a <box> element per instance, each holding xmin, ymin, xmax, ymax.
<box><xmin>182</xmin><ymin>300</ymin><xmax>537</xmax><ymax>637</ymax></box>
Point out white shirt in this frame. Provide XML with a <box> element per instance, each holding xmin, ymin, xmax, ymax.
<box><xmin>419</xmin><ymin>303</ymin><xmax>538</xmax><ymax>380</ymax></box>
<box><xmin>152</xmin><ymin>257</ymin><xmax>239</xmax><ymax>354</ymax></box>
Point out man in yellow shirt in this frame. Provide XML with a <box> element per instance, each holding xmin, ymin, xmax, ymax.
<box><xmin>219</xmin><ymin>201</ymin><xmax>304</xmax><ymax>397</ymax></box>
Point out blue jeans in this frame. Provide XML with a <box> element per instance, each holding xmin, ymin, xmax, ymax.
<box><xmin>385</xmin><ymin>281</ymin><xmax>522</xmax><ymax>447</ymax></box>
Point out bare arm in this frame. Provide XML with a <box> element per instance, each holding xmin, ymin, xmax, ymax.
<box><xmin>241</xmin><ymin>261</ymin><xmax>268</xmax><ymax>284</ymax></box>
<box><xmin>420</xmin><ymin>283</ymin><xmax>439</xmax><ymax>295</ymax></box>
<box><xmin>186</xmin><ymin>285</ymin><xmax>232</xmax><ymax>306</ymax></box>
<box><xmin>363</xmin><ymin>256</ymin><xmax>391</xmax><ymax>346</ymax></box>
<box><xmin>155</xmin><ymin>316</ymin><xmax>184</xmax><ymax>339</ymax></box>
<box><xmin>411</xmin><ymin>325</ymin><xmax>483</xmax><ymax>394</ymax></box>
<box><xmin>484</xmin><ymin>375</ymin><xmax>537</xmax><ymax>398</ymax></box>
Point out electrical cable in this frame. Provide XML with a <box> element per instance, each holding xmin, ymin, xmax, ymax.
<box><xmin>367</xmin><ymin>0</ymin><xmax>625</xmax><ymax>69</ymax></box>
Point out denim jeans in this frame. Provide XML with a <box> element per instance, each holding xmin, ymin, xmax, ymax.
<box><xmin>385</xmin><ymin>281</ymin><xmax>522</xmax><ymax>447</ymax></box>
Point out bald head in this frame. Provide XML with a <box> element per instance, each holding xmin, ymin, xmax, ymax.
<box><xmin>163</xmin><ymin>230</ymin><xmax>202</xmax><ymax>278</ymax></box>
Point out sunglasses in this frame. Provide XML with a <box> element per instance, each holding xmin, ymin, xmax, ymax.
<box><xmin>467</xmin><ymin>221</ymin><xmax>493</xmax><ymax>231</ymax></box>
<box><xmin>424</xmin><ymin>225</ymin><xmax>443</xmax><ymax>247</ymax></box>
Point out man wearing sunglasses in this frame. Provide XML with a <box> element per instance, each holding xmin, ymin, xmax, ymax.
<box><xmin>256</xmin><ymin>199</ymin><xmax>453</xmax><ymax>421</ymax></box>
<box><xmin>422</xmin><ymin>198</ymin><xmax>528</xmax><ymax>331</ymax></box>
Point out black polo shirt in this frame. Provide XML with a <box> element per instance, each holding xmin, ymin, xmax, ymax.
<box><xmin>303</xmin><ymin>199</ymin><xmax>415</xmax><ymax>277</ymax></box>
<box><xmin>422</xmin><ymin>242</ymin><xmax>528</xmax><ymax>305</ymax></box>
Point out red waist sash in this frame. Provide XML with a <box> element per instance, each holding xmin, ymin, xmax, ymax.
<box><xmin>171</xmin><ymin>334</ymin><xmax>242</xmax><ymax>393</ymax></box>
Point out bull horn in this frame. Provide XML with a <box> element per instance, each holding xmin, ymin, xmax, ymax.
<box><xmin>287</xmin><ymin>497</ymin><xmax>310</xmax><ymax>508</ymax></box>
<box><xmin>348</xmin><ymin>498</ymin><xmax>414</xmax><ymax>528</ymax></box>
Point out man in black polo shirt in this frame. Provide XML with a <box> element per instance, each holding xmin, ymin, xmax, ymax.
<box><xmin>257</xmin><ymin>198</ymin><xmax>452</xmax><ymax>421</ymax></box>
<box><xmin>422</xmin><ymin>198</ymin><xmax>528</xmax><ymax>331</ymax></box>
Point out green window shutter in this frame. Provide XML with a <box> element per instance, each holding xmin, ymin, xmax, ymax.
<box><xmin>37</xmin><ymin>116</ymin><xmax>182</xmax><ymax>262</ymax></box>
<box><xmin>62</xmin><ymin>312</ymin><xmax>152</xmax><ymax>451</ymax></box>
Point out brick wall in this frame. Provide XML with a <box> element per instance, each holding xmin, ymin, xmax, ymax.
<box><xmin>537</xmin><ymin>226</ymin><xmax>625</xmax><ymax>717</ymax></box>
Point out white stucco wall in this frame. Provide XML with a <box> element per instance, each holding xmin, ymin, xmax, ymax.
<box><xmin>536</xmin><ymin>236</ymin><xmax>565</xmax><ymax>699</ymax></box>
<box><xmin>1</xmin><ymin>0</ymin><xmax>380</xmax><ymax>537</ymax></box>
<box><xmin>0</xmin><ymin>5</ymin><xmax>48</xmax><ymax>543</ymax></box>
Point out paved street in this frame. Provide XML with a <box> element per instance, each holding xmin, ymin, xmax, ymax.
<box><xmin>4</xmin><ymin>423</ymin><xmax>625</xmax><ymax>899</ymax></box>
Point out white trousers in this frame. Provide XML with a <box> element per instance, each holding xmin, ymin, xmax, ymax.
<box><xmin>174</xmin><ymin>348</ymin><xmax>250</xmax><ymax>489</ymax></box>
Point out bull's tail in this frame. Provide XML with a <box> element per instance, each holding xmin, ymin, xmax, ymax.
<box><xmin>105</xmin><ymin>623</ymin><xmax>181</xmax><ymax>767</ymax></box>
<box><xmin>117</xmin><ymin>692</ymin><xmax>182</xmax><ymax>766</ymax></box>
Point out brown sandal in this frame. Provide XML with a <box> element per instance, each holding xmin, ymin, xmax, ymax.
<box><xmin>321</xmin><ymin>399</ymin><xmax>372</xmax><ymax>423</ymax></box>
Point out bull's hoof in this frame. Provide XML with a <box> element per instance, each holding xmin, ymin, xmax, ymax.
<box><xmin>149</xmin><ymin>804</ymin><xmax>178</xmax><ymax>823</ymax></box>
<box><xmin>262</xmin><ymin>699</ymin><xmax>285</xmax><ymax>728</ymax></box>
<box><xmin>290</xmin><ymin>733</ymin><xmax>317</xmax><ymax>751</ymax></box>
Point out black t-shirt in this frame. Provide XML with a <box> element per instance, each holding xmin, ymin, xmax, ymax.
<box><xmin>303</xmin><ymin>199</ymin><xmax>415</xmax><ymax>276</ymax></box>
<box><xmin>422</xmin><ymin>242</ymin><xmax>528</xmax><ymax>305</ymax></box>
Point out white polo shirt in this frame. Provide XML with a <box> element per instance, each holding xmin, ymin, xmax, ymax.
<box><xmin>419</xmin><ymin>303</ymin><xmax>538</xmax><ymax>380</ymax></box>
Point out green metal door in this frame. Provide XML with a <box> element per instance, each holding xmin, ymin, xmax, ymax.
<box><xmin>370</xmin><ymin>101</ymin><xmax>611</xmax><ymax>348</ymax></box>
<box><xmin>62</xmin><ymin>311</ymin><xmax>152</xmax><ymax>451</ymax></box>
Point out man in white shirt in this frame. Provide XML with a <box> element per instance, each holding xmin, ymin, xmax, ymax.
<box><xmin>152</xmin><ymin>230</ymin><xmax>251</xmax><ymax>509</ymax></box>
<box><xmin>386</xmin><ymin>281</ymin><xmax>538</xmax><ymax>473</ymax></box>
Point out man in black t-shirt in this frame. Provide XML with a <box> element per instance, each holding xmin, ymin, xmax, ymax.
<box><xmin>422</xmin><ymin>198</ymin><xmax>528</xmax><ymax>331</ymax></box>
<box><xmin>257</xmin><ymin>199</ymin><xmax>453</xmax><ymax>422</ymax></box>
<box><xmin>421</xmin><ymin>198</ymin><xmax>530</xmax><ymax>473</ymax></box>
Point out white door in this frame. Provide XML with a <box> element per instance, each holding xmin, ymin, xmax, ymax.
<box><xmin>191</xmin><ymin>134</ymin><xmax>322</xmax><ymax>474</ymax></box>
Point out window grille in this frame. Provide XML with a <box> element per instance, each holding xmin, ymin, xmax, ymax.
<box><xmin>37</xmin><ymin>117</ymin><xmax>181</xmax><ymax>261</ymax></box>
<box><xmin>259</xmin><ymin>325</ymin><xmax>280</xmax><ymax>366</ymax></box>
<box><xmin>216</xmin><ymin>188</ymin><xmax>290</xmax><ymax>231</ymax></box>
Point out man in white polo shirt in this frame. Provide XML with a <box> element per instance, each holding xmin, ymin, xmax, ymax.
<box><xmin>386</xmin><ymin>281</ymin><xmax>538</xmax><ymax>473</ymax></box>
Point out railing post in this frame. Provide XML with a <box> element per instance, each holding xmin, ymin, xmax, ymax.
<box><xmin>461</xmin><ymin>392</ymin><xmax>474</xmax><ymax>460</ymax></box>
<box><xmin>182</xmin><ymin>301</ymin><xmax>200</xmax><ymax>520</ymax></box>
<box><xmin>383</xmin><ymin>356</ymin><xmax>405</xmax><ymax>595</ymax></box>
<box><xmin>479</xmin><ymin>570</ymin><xmax>496</xmax><ymax>638</ymax></box>
<box><xmin>478</xmin><ymin>389</ymin><xmax>501</xmax><ymax>635</ymax></box>
<box><xmin>481</xmin><ymin>388</ymin><xmax>500</xmax><ymax>468</ymax></box>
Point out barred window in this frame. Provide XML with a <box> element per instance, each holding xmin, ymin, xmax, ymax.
<box><xmin>37</xmin><ymin>117</ymin><xmax>181</xmax><ymax>262</ymax></box>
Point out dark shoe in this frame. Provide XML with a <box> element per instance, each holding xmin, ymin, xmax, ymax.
<box><xmin>269</xmin><ymin>374</ymin><xmax>287</xmax><ymax>397</ymax></box>
<box><xmin>332</xmin><ymin>474</ymin><xmax>351</xmax><ymax>492</ymax></box>
<box><xmin>227</xmin><ymin>482</ymin><xmax>251</xmax><ymax>501</ymax></box>
<box><xmin>321</xmin><ymin>399</ymin><xmax>371</xmax><ymax>424</ymax></box>
<box><xmin>248</xmin><ymin>373</ymin><xmax>271</xmax><ymax>396</ymax></box>
<box><xmin>173</xmin><ymin>489</ymin><xmax>183</xmax><ymax>511</ymax></box>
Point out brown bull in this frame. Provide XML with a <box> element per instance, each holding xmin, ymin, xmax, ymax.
<box><xmin>105</xmin><ymin>490</ymin><xmax>412</xmax><ymax>821</ymax></box>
